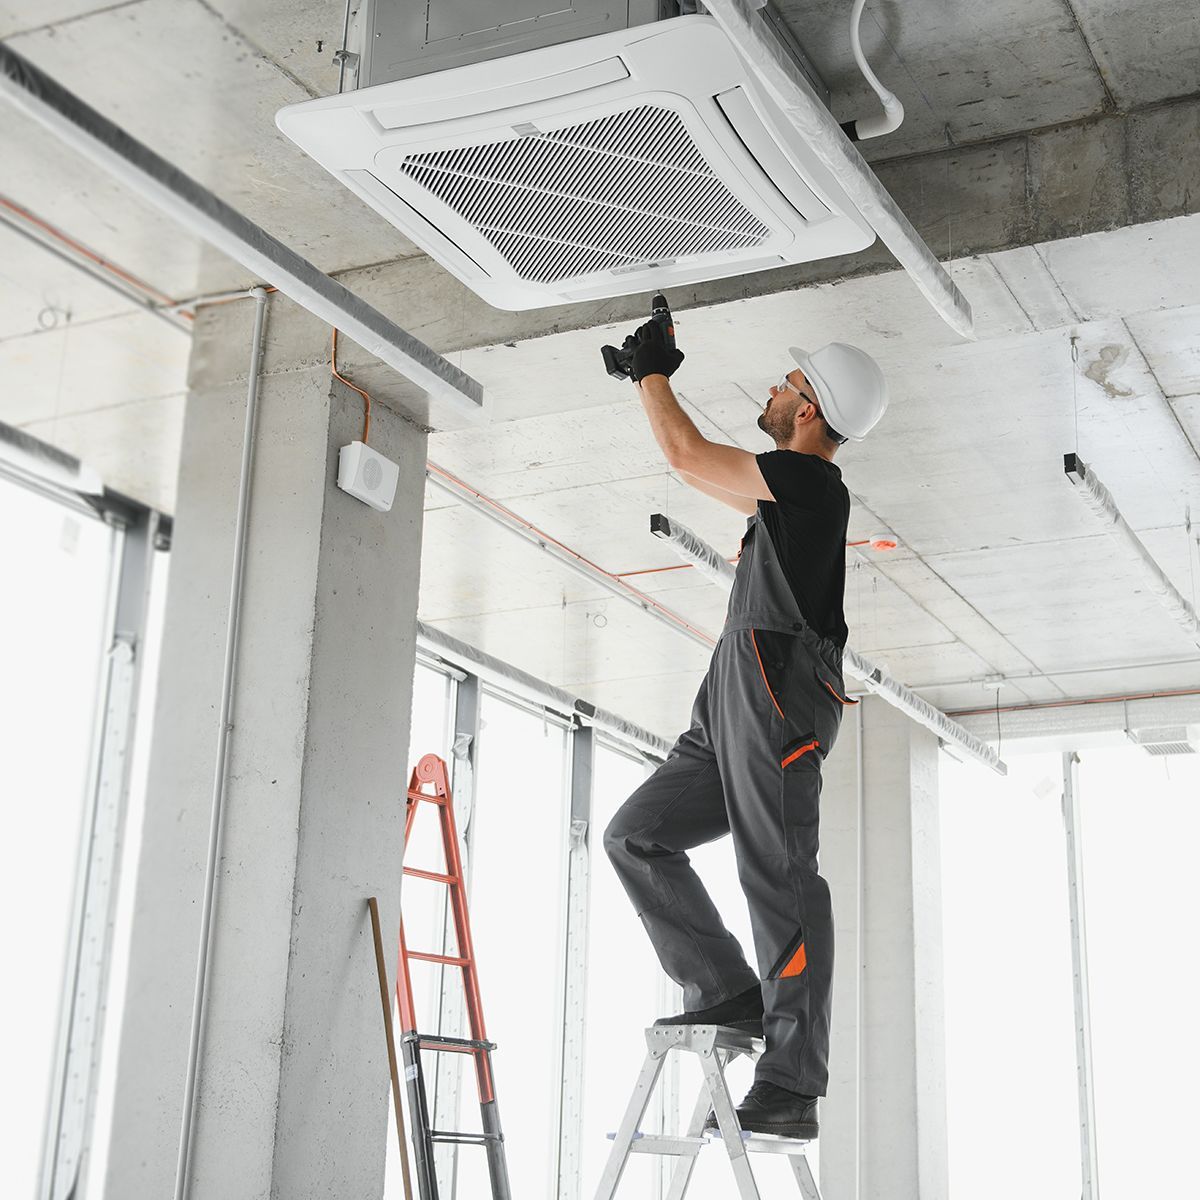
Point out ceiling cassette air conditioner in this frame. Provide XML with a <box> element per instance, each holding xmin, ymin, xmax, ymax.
<box><xmin>277</xmin><ymin>14</ymin><xmax>875</xmax><ymax>311</ymax></box>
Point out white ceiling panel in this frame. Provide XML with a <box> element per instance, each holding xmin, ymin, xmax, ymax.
<box><xmin>931</xmin><ymin>535</ymin><xmax>1200</xmax><ymax>674</ymax></box>
<box><xmin>7</xmin><ymin>0</ymin><xmax>419</xmax><ymax>293</ymax></box>
<box><xmin>418</xmin><ymin>503</ymin><xmax>614</xmax><ymax>619</ymax></box>
<box><xmin>0</xmin><ymin>0</ymin><xmax>99</xmax><ymax>38</ymax></box>
<box><xmin>0</xmin><ymin>222</ymin><xmax>142</xmax><ymax>334</ymax></box>
<box><xmin>1125</xmin><ymin>306</ymin><xmax>1200</xmax><ymax>399</ymax></box>
<box><xmin>0</xmin><ymin>309</ymin><xmax>190</xmax><ymax>427</ymax></box>
<box><xmin>19</xmin><ymin>389</ymin><xmax>185</xmax><ymax>512</ymax></box>
<box><xmin>1036</xmin><ymin>216</ymin><xmax>1200</xmax><ymax>323</ymax></box>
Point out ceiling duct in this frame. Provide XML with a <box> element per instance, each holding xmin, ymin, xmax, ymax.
<box><xmin>1125</xmin><ymin>724</ymin><xmax>1199</xmax><ymax>757</ymax></box>
<box><xmin>278</xmin><ymin>4</ymin><xmax>970</xmax><ymax>332</ymax></box>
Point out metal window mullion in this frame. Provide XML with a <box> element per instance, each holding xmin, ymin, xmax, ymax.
<box><xmin>556</xmin><ymin>724</ymin><xmax>594</xmax><ymax>1200</ymax></box>
<box><xmin>433</xmin><ymin>671</ymin><xmax>481</xmax><ymax>1199</ymax></box>
<box><xmin>40</xmin><ymin>508</ymin><xmax>158</xmax><ymax>1200</ymax></box>
<box><xmin>1061</xmin><ymin>751</ymin><xmax>1101</xmax><ymax>1200</ymax></box>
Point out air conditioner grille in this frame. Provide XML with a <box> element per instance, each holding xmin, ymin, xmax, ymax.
<box><xmin>400</xmin><ymin>105</ymin><xmax>771</xmax><ymax>283</ymax></box>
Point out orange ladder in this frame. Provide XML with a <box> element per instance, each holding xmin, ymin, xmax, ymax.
<box><xmin>397</xmin><ymin>753</ymin><xmax>511</xmax><ymax>1200</ymax></box>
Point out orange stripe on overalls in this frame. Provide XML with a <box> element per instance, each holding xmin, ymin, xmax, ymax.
<box><xmin>781</xmin><ymin>740</ymin><xmax>820</xmax><ymax>768</ymax></box>
<box><xmin>780</xmin><ymin>942</ymin><xmax>808</xmax><ymax>978</ymax></box>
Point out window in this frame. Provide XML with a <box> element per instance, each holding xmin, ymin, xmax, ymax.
<box><xmin>454</xmin><ymin>691</ymin><xmax>569</xmax><ymax>1200</ymax></box>
<box><xmin>1076</xmin><ymin>746</ymin><xmax>1200</xmax><ymax>1197</ymax></box>
<box><xmin>939</xmin><ymin>750</ymin><xmax>1081</xmax><ymax>1198</ymax></box>
<box><xmin>581</xmin><ymin>741</ymin><xmax>665</xmax><ymax>1197</ymax></box>
<box><xmin>0</xmin><ymin>474</ymin><xmax>120</xmax><ymax>1197</ymax></box>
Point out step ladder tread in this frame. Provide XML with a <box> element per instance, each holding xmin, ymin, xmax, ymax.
<box><xmin>403</xmin><ymin>866</ymin><xmax>459</xmax><ymax>884</ymax></box>
<box><xmin>429</xmin><ymin>1130</ymin><xmax>504</xmax><ymax>1145</ymax></box>
<box><xmin>409</xmin><ymin>1032</ymin><xmax>496</xmax><ymax>1052</ymax></box>
<box><xmin>627</xmin><ymin>1135</ymin><xmax>707</xmax><ymax>1156</ymax></box>
<box><xmin>594</xmin><ymin>1022</ymin><xmax>822</xmax><ymax>1199</ymax></box>
<box><xmin>709</xmin><ymin>1130</ymin><xmax>819</xmax><ymax>1153</ymax></box>
<box><xmin>406</xmin><ymin>950</ymin><xmax>471</xmax><ymax>965</ymax></box>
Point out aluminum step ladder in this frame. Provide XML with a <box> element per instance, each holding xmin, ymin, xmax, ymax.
<box><xmin>594</xmin><ymin>1025</ymin><xmax>822</xmax><ymax>1200</ymax></box>
<box><xmin>396</xmin><ymin>753</ymin><xmax>511</xmax><ymax>1200</ymax></box>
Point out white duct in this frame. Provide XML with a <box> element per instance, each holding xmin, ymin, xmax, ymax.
<box><xmin>651</xmin><ymin>513</ymin><xmax>1007</xmax><ymax>774</ymax></box>
<box><xmin>1064</xmin><ymin>453</ymin><xmax>1200</xmax><ymax>650</ymax></box>
<box><xmin>703</xmin><ymin>0</ymin><xmax>974</xmax><ymax>339</ymax></box>
<box><xmin>649</xmin><ymin>512</ymin><xmax>738</xmax><ymax>587</ymax></box>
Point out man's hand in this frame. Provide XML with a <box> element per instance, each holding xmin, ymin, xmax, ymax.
<box><xmin>631</xmin><ymin>320</ymin><xmax>684</xmax><ymax>382</ymax></box>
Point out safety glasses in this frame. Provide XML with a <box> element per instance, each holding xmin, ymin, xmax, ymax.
<box><xmin>775</xmin><ymin>374</ymin><xmax>817</xmax><ymax>408</ymax></box>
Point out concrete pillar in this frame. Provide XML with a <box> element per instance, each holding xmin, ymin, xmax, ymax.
<box><xmin>820</xmin><ymin>697</ymin><xmax>948</xmax><ymax>1200</ymax></box>
<box><xmin>105</xmin><ymin>294</ymin><xmax>428</xmax><ymax>1198</ymax></box>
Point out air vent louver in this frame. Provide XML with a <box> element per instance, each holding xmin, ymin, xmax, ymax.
<box><xmin>399</xmin><ymin>105</ymin><xmax>771</xmax><ymax>284</ymax></box>
<box><xmin>1126</xmin><ymin>725</ymin><xmax>1200</xmax><ymax>756</ymax></box>
<box><xmin>277</xmin><ymin>15</ymin><xmax>880</xmax><ymax>309</ymax></box>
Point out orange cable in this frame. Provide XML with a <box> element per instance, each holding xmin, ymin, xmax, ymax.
<box><xmin>425</xmin><ymin>461</ymin><xmax>717</xmax><ymax>646</ymax></box>
<box><xmin>619</xmin><ymin>540</ymin><xmax>866</xmax><ymax>578</ymax></box>
<box><xmin>331</xmin><ymin>327</ymin><xmax>371</xmax><ymax>443</ymax></box>
<box><xmin>0</xmin><ymin>192</ymin><xmax>189</xmax><ymax>315</ymax></box>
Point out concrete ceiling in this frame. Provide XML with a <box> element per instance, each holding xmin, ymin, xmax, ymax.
<box><xmin>1</xmin><ymin>0</ymin><xmax>1199</xmax><ymax>740</ymax></box>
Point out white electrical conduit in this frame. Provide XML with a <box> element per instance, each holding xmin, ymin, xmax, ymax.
<box><xmin>416</xmin><ymin>622</ymin><xmax>673</xmax><ymax>757</ymax></box>
<box><xmin>174</xmin><ymin>288</ymin><xmax>268</xmax><ymax>1200</ymax></box>
<box><xmin>703</xmin><ymin>0</ymin><xmax>973</xmax><ymax>339</ymax></box>
<box><xmin>846</xmin><ymin>0</ymin><xmax>905</xmax><ymax>140</ymax></box>
<box><xmin>0</xmin><ymin>44</ymin><xmax>483</xmax><ymax>428</ymax></box>
<box><xmin>651</xmin><ymin>513</ymin><xmax>1007</xmax><ymax>774</ymax></box>
<box><xmin>1064</xmin><ymin>453</ymin><xmax>1200</xmax><ymax>651</ymax></box>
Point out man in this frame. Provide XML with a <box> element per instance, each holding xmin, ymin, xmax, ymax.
<box><xmin>603</xmin><ymin>321</ymin><xmax>888</xmax><ymax>1139</ymax></box>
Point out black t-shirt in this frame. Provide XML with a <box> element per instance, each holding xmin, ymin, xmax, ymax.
<box><xmin>755</xmin><ymin>450</ymin><xmax>850</xmax><ymax>647</ymax></box>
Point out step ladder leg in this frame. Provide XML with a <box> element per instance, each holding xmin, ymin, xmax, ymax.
<box><xmin>664</xmin><ymin>1068</ymin><xmax>720</xmax><ymax>1200</ymax></box>
<box><xmin>699</xmin><ymin>1051</ymin><xmax>762</xmax><ymax>1200</ymax></box>
<box><xmin>480</xmin><ymin>1098</ymin><xmax>511</xmax><ymax>1200</ymax></box>
<box><xmin>789</xmin><ymin>1151</ymin><xmax>823</xmax><ymax>1200</ymax></box>
<box><xmin>401</xmin><ymin>1034</ymin><xmax>439</xmax><ymax>1200</ymax></box>
<box><xmin>592</xmin><ymin>1048</ymin><xmax>668</xmax><ymax>1200</ymax></box>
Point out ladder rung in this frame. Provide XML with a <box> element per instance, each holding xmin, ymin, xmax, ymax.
<box><xmin>607</xmin><ymin>1133</ymin><xmax>706</xmax><ymax>1157</ymax></box>
<box><xmin>411</xmin><ymin>1032</ymin><xmax>496</xmax><ymax>1053</ymax></box>
<box><xmin>407</xmin><ymin>950</ymin><xmax>470</xmax><ymax>966</ymax></box>
<box><xmin>407</xmin><ymin>790</ymin><xmax>448</xmax><ymax>805</ymax></box>
<box><xmin>403</xmin><ymin>866</ymin><xmax>458</xmax><ymax>885</ymax></box>
<box><xmin>429</xmin><ymin>1130</ymin><xmax>503</xmax><ymax>1146</ymax></box>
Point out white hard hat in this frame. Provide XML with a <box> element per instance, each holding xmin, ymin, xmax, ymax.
<box><xmin>788</xmin><ymin>343</ymin><xmax>888</xmax><ymax>442</ymax></box>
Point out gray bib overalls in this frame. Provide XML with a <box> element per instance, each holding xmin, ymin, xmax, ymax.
<box><xmin>604</xmin><ymin>506</ymin><xmax>855</xmax><ymax>1096</ymax></box>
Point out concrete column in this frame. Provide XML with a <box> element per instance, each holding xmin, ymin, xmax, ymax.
<box><xmin>105</xmin><ymin>295</ymin><xmax>428</xmax><ymax>1199</ymax></box>
<box><xmin>820</xmin><ymin>697</ymin><xmax>948</xmax><ymax>1200</ymax></box>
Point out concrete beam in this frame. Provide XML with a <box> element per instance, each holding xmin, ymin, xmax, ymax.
<box><xmin>315</xmin><ymin>96</ymin><xmax>1200</xmax><ymax>370</ymax></box>
<box><xmin>105</xmin><ymin>294</ymin><xmax>428</xmax><ymax>1197</ymax></box>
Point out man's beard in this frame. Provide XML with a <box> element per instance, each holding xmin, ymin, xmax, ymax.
<box><xmin>757</xmin><ymin>401</ymin><xmax>794</xmax><ymax>445</ymax></box>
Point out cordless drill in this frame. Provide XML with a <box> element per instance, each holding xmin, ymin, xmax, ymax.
<box><xmin>601</xmin><ymin>293</ymin><xmax>675</xmax><ymax>380</ymax></box>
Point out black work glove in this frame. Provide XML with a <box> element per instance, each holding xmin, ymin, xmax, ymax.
<box><xmin>630</xmin><ymin>320</ymin><xmax>685</xmax><ymax>382</ymax></box>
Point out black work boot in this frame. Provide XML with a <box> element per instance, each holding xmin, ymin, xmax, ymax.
<box><xmin>704</xmin><ymin>1080</ymin><xmax>820</xmax><ymax>1140</ymax></box>
<box><xmin>653</xmin><ymin>984</ymin><xmax>764</xmax><ymax>1036</ymax></box>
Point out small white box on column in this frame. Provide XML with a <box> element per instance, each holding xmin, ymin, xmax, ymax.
<box><xmin>337</xmin><ymin>441</ymin><xmax>399</xmax><ymax>512</ymax></box>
